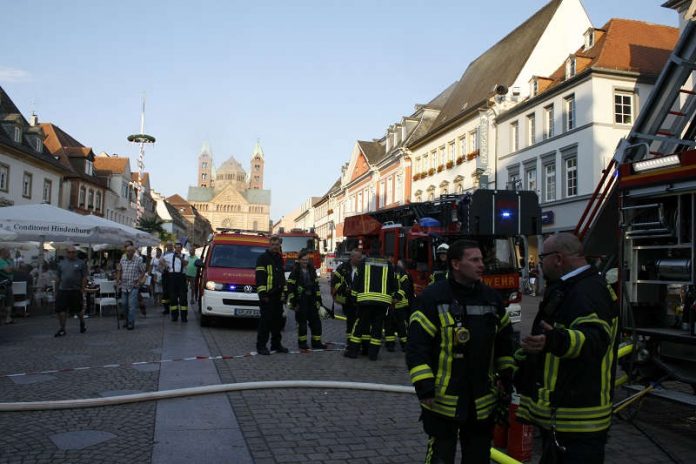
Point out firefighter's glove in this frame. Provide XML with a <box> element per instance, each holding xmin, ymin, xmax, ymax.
<box><xmin>318</xmin><ymin>306</ymin><xmax>329</xmax><ymax>320</ymax></box>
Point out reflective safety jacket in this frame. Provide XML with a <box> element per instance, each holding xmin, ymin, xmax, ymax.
<box><xmin>331</xmin><ymin>261</ymin><xmax>357</xmax><ymax>305</ymax></box>
<box><xmin>407</xmin><ymin>278</ymin><xmax>514</xmax><ymax>422</ymax></box>
<box><xmin>286</xmin><ymin>265</ymin><xmax>321</xmax><ymax>309</ymax></box>
<box><xmin>515</xmin><ymin>266</ymin><xmax>619</xmax><ymax>433</ymax></box>
<box><xmin>255</xmin><ymin>250</ymin><xmax>285</xmax><ymax>299</ymax></box>
<box><xmin>351</xmin><ymin>259</ymin><xmax>398</xmax><ymax>307</ymax></box>
<box><xmin>395</xmin><ymin>267</ymin><xmax>414</xmax><ymax>311</ymax></box>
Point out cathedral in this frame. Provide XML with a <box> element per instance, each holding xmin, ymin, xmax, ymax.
<box><xmin>187</xmin><ymin>141</ymin><xmax>271</xmax><ymax>232</ymax></box>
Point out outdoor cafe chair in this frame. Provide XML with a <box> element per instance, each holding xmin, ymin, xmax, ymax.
<box><xmin>12</xmin><ymin>281</ymin><xmax>30</xmax><ymax>317</ymax></box>
<box><xmin>96</xmin><ymin>280</ymin><xmax>118</xmax><ymax>317</ymax></box>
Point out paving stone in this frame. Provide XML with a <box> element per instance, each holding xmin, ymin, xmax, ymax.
<box><xmin>49</xmin><ymin>430</ymin><xmax>117</xmax><ymax>450</ymax></box>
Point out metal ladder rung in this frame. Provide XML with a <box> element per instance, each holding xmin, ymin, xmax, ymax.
<box><xmin>633</xmin><ymin>132</ymin><xmax>696</xmax><ymax>146</ymax></box>
<box><xmin>668</xmin><ymin>110</ymin><xmax>687</xmax><ymax>116</ymax></box>
<box><xmin>656</xmin><ymin>130</ymin><xmax>674</xmax><ymax>136</ymax></box>
<box><xmin>679</xmin><ymin>88</ymin><xmax>696</xmax><ymax>95</ymax></box>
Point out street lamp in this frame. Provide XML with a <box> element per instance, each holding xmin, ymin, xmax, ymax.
<box><xmin>127</xmin><ymin>97</ymin><xmax>156</xmax><ymax>222</ymax></box>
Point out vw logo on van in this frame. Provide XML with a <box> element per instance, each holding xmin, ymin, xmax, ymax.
<box><xmin>243</xmin><ymin>285</ymin><xmax>253</xmax><ymax>293</ymax></box>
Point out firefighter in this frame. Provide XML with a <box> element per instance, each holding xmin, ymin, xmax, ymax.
<box><xmin>255</xmin><ymin>234</ymin><xmax>288</xmax><ymax>355</ymax></box>
<box><xmin>331</xmin><ymin>248</ymin><xmax>363</xmax><ymax>342</ymax></box>
<box><xmin>164</xmin><ymin>242</ymin><xmax>188</xmax><ymax>322</ymax></box>
<box><xmin>407</xmin><ymin>239</ymin><xmax>514</xmax><ymax>464</ymax></box>
<box><xmin>516</xmin><ymin>232</ymin><xmax>618</xmax><ymax>463</ymax></box>
<box><xmin>160</xmin><ymin>241</ymin><xmax>174</xmax><ymax>315</ymax></box>
<box><xmin>286</xmin><ymin>250</ymin><xmax>327</xmax><ymax>350</ymax></box>
<box><xmin>428</xmin><ymin>242</ymin><xmax>449</xmax><ymax>285</ymax></box>
<box><xmin>384</xmin><ymin>259</ymin><xmax>412</xmax><ymax>352</ymax></box>
<box><xmin>344</xmin><ymin>254</ymin><xmax>398</xmax><ymax>361</ymax></box>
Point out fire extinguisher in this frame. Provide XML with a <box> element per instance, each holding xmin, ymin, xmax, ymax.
<box><xmin>507</xmin><ymin>391</ymin><xmax>534</xmax><ymax>462</ymax></box>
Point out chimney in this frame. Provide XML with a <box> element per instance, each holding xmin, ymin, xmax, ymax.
<box><xmin>29</xmin><ymin>112</ymin><xmax>39</xmax><ymax>127</ymax></box>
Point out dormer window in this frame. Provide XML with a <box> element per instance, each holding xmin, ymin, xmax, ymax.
<box><xmin>34</xmin><ymin>136</ymin><xmax>43</xmax><ymax>152</ymax></box>
<box><xmin>85</xmin><ymin>160</ymin><xmax>94</xmax><ymax>176</ymax></box>
<box><xmin>584</xmin><ymin>28</ymin><xmax>595</xmax><ymax>50</ymax></box>
<box><xmin>565</xmin><ymin>57</ymin><xmax>576</xmax><ymax>79</ymax></box>
<box><xmin>13</xmin><ymin>126</ymin><xmax>21</xmax><ymax>143</ymax></box>
<box><xmin>530</xmin><ymin>78</ymin><xmax>538</xmax><ymax>97</ymax></box>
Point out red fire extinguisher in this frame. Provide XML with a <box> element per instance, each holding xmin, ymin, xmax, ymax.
<box><xmin>507</xmin><ymin>392</ymin><xmax>534</xmax><ymax>462</ymax></box>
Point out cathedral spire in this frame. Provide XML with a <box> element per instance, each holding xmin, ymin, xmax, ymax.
<box><xmin>249</xmin><ymin>139</ymin><xmax>265</xmax><ymax>190</ymax></box>
<box><xmin>252</xmin><ymin>138</ymin><xmax>264</xmax><ymax>159</ymax></box>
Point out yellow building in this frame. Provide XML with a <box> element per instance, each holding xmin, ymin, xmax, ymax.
<box><xmin>187</xmin><ymin>141</ymin><xmax>270</xmax><ymax>232</ymax></box>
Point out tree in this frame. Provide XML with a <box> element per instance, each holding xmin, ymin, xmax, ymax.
<box><xmin>137</xmin><ymin>216</ymin><xmax>169</xmax><ymax>241</ymax></box>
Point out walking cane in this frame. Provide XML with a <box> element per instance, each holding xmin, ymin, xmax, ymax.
<box><xmin>116</xmin><ymin>289</ymin><xmax>121</xmax><ymax>330</ymax></box>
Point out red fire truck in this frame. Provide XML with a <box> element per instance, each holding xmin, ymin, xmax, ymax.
<box><xmin>278</xmin><ymin>229</ymin><xmax>321</xmax><ymax>276</ymax></box>
<box><xmin>578</xmin><ymin>21</ymin><xmax>696</xmax><ymax>397</ymax></box>
<box><xmin>340</xmin><ymin>189</ymin><xmax>541</xmax><ymax>321</ymax></box>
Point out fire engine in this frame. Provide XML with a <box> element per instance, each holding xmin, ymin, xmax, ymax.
<box><xmin>278</xmin><ymin>229</ymin><xmax>321</xmax><ymax>276</ymax></box>
<box><xmin>339</xmin><ymin>189</ymin><xmax>541</xmax><ymax>321</ymax></box>
<box><xmin>578</xmin><ymin>21</ymin><xmax>696</xmax><ymax>397</ymax></box>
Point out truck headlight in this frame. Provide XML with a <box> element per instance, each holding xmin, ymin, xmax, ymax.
<box><xmin>205</xmin><ymin>281</ymin><xmax>223</xmax><ymax>291</ymax></box>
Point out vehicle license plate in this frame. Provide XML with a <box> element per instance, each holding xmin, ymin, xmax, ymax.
<box><xmin>235</xmin><ymin>308</ymin><xmax>260</xmax><ymax>317</ymax></box>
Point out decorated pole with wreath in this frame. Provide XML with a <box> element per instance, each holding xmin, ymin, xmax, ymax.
<box><xmin>127</xmin><ymin>97</ymin><xmax>156</xmax><ymax>222</ymax></box>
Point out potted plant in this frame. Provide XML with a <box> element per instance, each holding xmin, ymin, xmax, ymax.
<box><xmin>456</xmin><ymin>156</ymin><xmax>464</xmax><ymax>165</ymax></box>
<box><xmin>428</xmin><ymin>168</ymin><xmax>435</xmax><ymax>176</ymax></box>
<box><xmin>446</xmin><ymin>160</ymin><xmax>454</xmax><ymax>169</ymax></box>
<box><xmin>437</xmin><ymin>165</ymin><xmax>444</xmax><ymax>172</ymax></box>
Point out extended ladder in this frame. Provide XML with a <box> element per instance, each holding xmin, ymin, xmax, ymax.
<box><xmin>577</xmin><ymin>20</ymin><xmax>696</xmax><ymax>253</ymax></box>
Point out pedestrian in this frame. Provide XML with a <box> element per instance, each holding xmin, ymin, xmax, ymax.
<box><xmin>516</xmin><ymin>232</ymin><xmax>619</xmax><ymax>463</ymax></box>
<box><xmin>286</xmin><ymin>250</ymin><xmax>326</xmax><ymax>350</ymax></box>
<box><xmin>115</xmin><ymin>245</ymin><xmax>146</xmax><ymax>330</ymax></box>
<box><xmin>384</xmin><ymin>259</ymin><xmax>412</xmax><ymax>352</ymax></box>
<box><xmin>0</xmin><ymin>248</ymin><xmax>15</xmax><ymax>324</ymax></box>
<box><xmin>406</xmin><ymin>239</ymin><xmax>515</xmax><ymax>463</ymax></box>
<box><xmin>54</xmin><ymin>246</ymin><xmax>88</xmax><ymax>337</ymax></box>
<box><xmin>150</xmin><ymin>248</ymin><xmax>164</xmax><ymax>305</ymax></box>
<box><xmin>185</xmin><ymin>249</ymin><xmax>198</xmax><ymax>305</ymax></box>
<box><xmin>160</xmin><ymin>241</ymin><xmax>174</xmax><ymax>315</ymax></box>
<box><xmin>330</xmin><ymin>248</ymin><xmax>363</xmax><ymax>342</ymax></box>
<box><xmin>429</xmin><ymin>242</ymin><xmax>449</xmax><ymax>285</ymax></box>
<box><xmin>163</xmin><ymin>241</ymin><xmax>188</xmax><ymax>322</ymax></box>
<box><xmin>344</xmin><ymin>253</ymin><xmax>398</xmax><ymax>361</ymax></box>
<box><xmin>255</xmin><ymin>234</ymin><xmax>288</xmax><ymax>355</ymax></box>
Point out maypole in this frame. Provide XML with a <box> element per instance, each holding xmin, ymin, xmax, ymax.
<box><xmin>127</xmin><ymin>96</ymin><xmax>156</xmax><ymax>222</ymax></box>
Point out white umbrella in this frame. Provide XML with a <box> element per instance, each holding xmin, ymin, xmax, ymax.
<box><xmin>0</xmin><ymin>204</ymin><xmax>125</xmax><ymax>244</ymax></box>
<box><xmin>83</xmin><ymin>214</ymin><xmax>160</xmax><ymax>246</ymax></box>
<box><xmin>0</xmin><ymin>229</ymin><xmax>17</xmax><ymax>241</ymax></box>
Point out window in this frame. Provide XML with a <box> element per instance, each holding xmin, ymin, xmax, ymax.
<box><xmin>469</xmin><ymin>130</ymin><xmax>478</xmax><ymax>152</ymax></box>
<box><xmin>387</xmin><ymin>176</ymin><xmax>393</xmax><ymax>204</ymax></box>
<box><xmin>448</xmin><ymin>142</ymin><xmax>455</xmax><ymax>163</ymax></box>
<box><xmin>584</xmin><ymin>29</ymin><xmax>594</xmax><ymax>49</ymax></box>
<box><xmin>565</xmin><ymin>57</ymin><xmax>576</xmax><ymax>78</ymax></box>
<box><xmin>422</xmin><ymin>154</ymin><xmax>428</xmax><ymax>173</ymax></box>
<box><xmin>34</xmin><ymin>137</ymin><xmax>43</xmax><ymax>152</ymax></box>
<box><xmin>22</xmin><ymin>172</ymin><xmax>32</xmax><ymax>198</ymax></box>
<box><xmin>42</xmin><ymin>179</ymin><xmax>52</xmax><ymax>203</ymax></box>
<box><xmin>544</xmin><ymin>105</ymin><xmax>554</xmax><ymax>139</ymax></box>
<box><xmin>95</xmin><ymin>191</ymin><xmax>102</xmax><ymax>211</ymax></box>
<box><xmin>88</xmin><ymin>189</ymin><xmax>95</xmax><ymax>209</ymax></box>
<box><xmin>530</xmin><ymin>79</ymin><xmax>538</xmax><ymax>97</ymax></box>
<box><xmin>439</xmin><ymin>146</ymin><xmax>446</xmax><ymax>167</ymax></box>
<box><xmin>202</xmin><ymin>161</ymin><xmax>208</xmax><ymax>169</ymax></box>
<box><xmin>379</xmin><ymin>181</ymin><xmax>386</xmax><ymax>207</ymax></box>
<box><xmin>526</xmin><ymin>167</ymin><xmax>537</xmax><ymax>192</ymax></box>
<box><xmin>564</xmin><ymin>95</ymin><xmax>576</xmax><ymax>131</ymax></box>
<box><xmin>0</xmin><ymin>164</ymin><xmax>8</xmax><ymax>192</ymax></box>
<box><xmin>565</xmin><ymin>157</ymin><xmax>578</xmax><ymax>197</ymax></box>
<box><xmin>357</xmin><ymin>192</ymin><xmax>363</xmax><ymax>213</ymax></box>
<box><xmin>614</xmin><ymin>91</ymin><xmax>633</xmax><ymax>125</ymax></box>
<box><xmin>459</xmin><ymin>136</ymin><xmax>466</xmax><ymax>158</ymax></box>
<box><xmin>121</xmin><ymin>182</ymin><xmax>128</xmax><ymax>198</ymax></box>
<box><xmin>202</xmin><ymin>173</ymin><xmax>207</xmax><ymax>180</ymax></box>
<box><xmin>79</xmin><ymin>186</ymin><xmax>86</xmax><ymax>207</ymax></box>
<box><xmin>511</xmin><ymin>121</ymin><xmax>519</xmax><ymax>152</ymax></box>
<box><xmin>13</xmin><ymin>126</ymin><xmax>21</xmax><ymax>143</ymax></box>
<box><xmin>415</xmin><ymin>157</ymin><xmax>421</xmax><ymax>174</ymax></box>
<box><xmin>85</xmin><ymin>160</ymin><xmax>94</xmax><ymax>176</ymax></box>
<box><xmin>527</xmin><ymin>113</ymin><xmax>536</xmax><ymax>145</ymax></box>
<box><xmin>456</xmin><ymin>184</ymin><xmax>463</xmax><ymax>194</ymax></box>
<box><xmin>544</xmin><ymin>163</ymin><xmax>556</xmax><ymax>202</ymax></box>
<box><xmin>430</xmin><ymin>150</ymin><xmax>437</xmax><ymax>170</ymax></box>
<box><xmin>507</xmin><ymin>166</ymin><xmax>520</xmax><ymax>190</ymax></box>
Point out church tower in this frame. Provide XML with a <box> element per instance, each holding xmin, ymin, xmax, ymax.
<box><xmin>248</xmin><ymin>139</ymin><xmax>264</xmax><ymax>190</ymax></box>
<box><xmin>197</xmin><ymin>142</ymin><xmax>214</xmax><ymax>188</ymax></box>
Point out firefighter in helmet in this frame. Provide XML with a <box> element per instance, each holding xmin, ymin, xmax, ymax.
<box><xmin>331</xmin><ymin>248</ymin><xmax>363</xmax><ymax>342</ymax></box>
<box><xmin>384</xmin><ymin>258</ymin><xmax>413</xmax><ymax>352</ymax></box>
<box><xmin>286</xmin><ymin>250</ymin><xmax>327</xmax><ymax>350</ymax></box>
<box><xmin>429</xmin><ymin>242</ymin><xmax>450</xmax><ymax>285</ymax></box>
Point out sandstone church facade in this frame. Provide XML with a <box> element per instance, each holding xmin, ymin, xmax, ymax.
<box><xmin>186</xmin><ymin>141</ymin><xmax>271</xmax><ymax>232</ymax></box>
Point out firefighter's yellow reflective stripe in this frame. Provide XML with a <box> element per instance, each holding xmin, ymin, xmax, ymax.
<box><xmin>266</xmin><ymin>264</ymin><xmax>273</xmax><ymax>290</ymax></box>
<box><xmin>312</xmin><ymin>335</ymin><xmax>321</xmax><ymax>341</ymax></box>
<box><xmin>571</xmin><ymin>313</ymin><xmax>611</xmax><ymax>338</ymax></box>
<box><xmin>513</xmin><ymin>348</ymin><xmax>527</xmax><ymax>362</ymax></box>
<box><xmin>381</xmin><ymin>266</ymin><xmax>387</xmax><ymax>297</ymax></box>
<box><xmin>335</xmin><ymin>295</ymin><xmax>346</xmax><ymax>304</ymax></box>
<box><xmin>561</xmin><ymin>329</ymin><xmax>586</xmax><ymax>359</ymax></box>
<box><xmin>475</xmin><ymin>392</ymin><xmax>497</xmax><ymax>420</ymax></box>
<box><xmin>409</xmin><ymin>311</ymin><xmax>437</xmax><ymax>337</ymax></box>
<box><xmin>256</xmin><ymin>266</ymin><xmax>266</xmax><ymax>272</ymax></box>
<box><xmin>286</xmin><ymin>278</ymin><xmax>296</xmax><ymax>284</ymax></box>
<box><xmin>539</xmin><ymin>352</ymin><xmax>559</xmax><ymax>406</ymax></box>
<box><xmin>257</xmin><ymin>285</ymin><xmax>267</xmax><ymax>292</ymax></box>
<box><xmin>369</xmin><ymin>338</ymin><xmax>382</xmax><ymax>346</ymax></box>
<box><xmin>351</xmin><ymin>290</ymin><xmax>358</xmax><ymax>297</ymax></box>
<box><xmin>356</xmin><ymin>292</ymin><xmax>392</xmax><ymax>304</ymax></box>
<box><xmin>496</xmin><ymin>355</ymin><xmax>515</xmax><ymax>371</ymax></box>
<box><xmin>361</xmin><ymin>334</ymin><xmax>371</xmax><ymax>341</ymax></box>
<box><xmin>385</xmin><ymin>335</ymin><xmax>396</xmax><ymax>342</ymax></box>
<box><xmin>466</xmin><ymin>305</ymin><xmax>496</xmax><ymax>316</ymax></box>
<box><xmin>518</xmin><ymin>396</ymin><xmax>612</xmax><ymax>432</ymax></box>
<box><xmin>601</xmin><ymin>316</ymin><xmax>619</xmax><ymax>405</ymax></box>
<box><xmin>396</xmin><ymin>298</ymin><xmax>409</xmax><ymax>309</ymax></box>
<box><xmin>606</xmin><ymin>284</ymin><xmax>618</xmax><ymax>302</ymax></box>
<box><xmin>436</xmin><ymin>305</ymin><xmax>453</xmax><ymax>393</ymax></box>
<box><xmin>298</xmin><ymin>335</ymin><xmax>307</xmax><ymax>341</ymax></box>
<box><xmin>425</xmin><ymin>437</ymin><xmax>435</xmax><ymax>464</ymax></box>
<box><xmin>498</xmin><ymin>312</ymin><xmax>510</xmax><ymax>332</ymax></box>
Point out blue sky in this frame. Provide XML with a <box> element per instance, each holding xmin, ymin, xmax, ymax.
<box><xmin>1</xmin><ymin>1</ymin><xmax>678</xmax><ymax>220</ymax></box>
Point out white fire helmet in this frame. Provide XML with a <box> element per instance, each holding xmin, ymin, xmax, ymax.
<box><xmin>436</xmin><ymin>243</ymin><xmax>449</xmax><ymax>255</ymax></box>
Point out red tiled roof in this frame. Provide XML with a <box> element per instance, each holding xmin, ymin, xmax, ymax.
<box><xmin>94</xmin><ymin>156</ymin><xmax>129</xmax><ymax>174</ymax></box>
